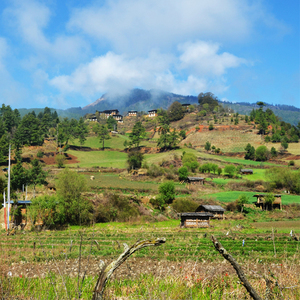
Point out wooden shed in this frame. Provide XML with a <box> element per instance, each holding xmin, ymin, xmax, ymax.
<box><xmin>180</xmin><ymin>212</ymin><xmax>214</xmax><ymax>228</ymax></box>
<box><xmin>186</xmin><ymin>177</ymin><xmax>205</xmax><ymax>188</ymax></box>
<box><xmin>195</xmin><ymin>205</ymin><xmax>226</xmax><ymax>219</ymax></box>
<box><xmin>240</xmin><ymin>169</ymin><xmax>253</xmax><ymax>175</ymax></box>
<box><xmin>253</xmin><ymin>194</ymin><xmax>282</xmax><ymax>210</ymax></box>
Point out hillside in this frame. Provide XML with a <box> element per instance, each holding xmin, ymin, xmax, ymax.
<box><xmin>18</xmin><ymin>89</ymin><xmax>300</xmax><ymax>125</ymax></box>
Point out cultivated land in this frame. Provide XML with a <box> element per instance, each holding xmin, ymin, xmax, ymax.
<box><xmin>1</xmin><ymin>109</ymin><xmax>300</xmax><ymax>299</ymax></box>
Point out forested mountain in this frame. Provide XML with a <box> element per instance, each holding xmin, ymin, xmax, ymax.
<box><xmin>18</xmin><ymin>89</ymin><xmax>300</xmax><ymax>125</ymax></box>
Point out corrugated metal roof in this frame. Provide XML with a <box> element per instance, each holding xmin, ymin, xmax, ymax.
<box><xmin>181</xmin><ymin>212</ymin><xmax>214</xmax><ymax>217</ymax></box>
<box><xmin>187</xmin><ymin>177</ymin><xmax>205</xmax><ymax>180</ymax></box>
<box><xmin>240</xmin><ymin>169</ymin><xmax>253</xmax><ymax>172</ymax></box>
<box><xmin>197</xmin><ymin>205</ymin><xmax>226</xmax><ymax>212</ymax></box>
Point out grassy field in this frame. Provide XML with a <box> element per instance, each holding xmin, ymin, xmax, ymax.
<box><xmin>204</xmin><ymin>191</ymin><xmax>300</xmax><ymax>204</ymax></box>
<box><xmin>67</xmin><ymin>150</ymin><xmax>128</xmax><ymax>168</ymax></box>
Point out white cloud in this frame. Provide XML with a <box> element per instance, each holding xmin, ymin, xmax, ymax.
<box><xmin>4</xmin><ymin>0</ymin><xmax>88</xmax><ymax>64</ymax></box>
<box><xmin>68</xmin><ymin>0</ymin><xmax>252</xmax><ymax>54</ymax></box>
<box><xmin>50</xmin><ymin>40</ymin><xmax>245</xmax><ymax>101</ymax></box>
<box><xmin>178</xmin><ymin>41</ymin><xmax>247</xmax><ymax>76</ymax></box>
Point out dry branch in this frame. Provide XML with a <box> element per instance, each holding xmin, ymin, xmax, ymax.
<box><xmin>92</xmin><ymin>237</ymin><xmax>166</xmax><ymax>300</ymax></box>
<box><xmin>211</xmin><ymin>235</ymin><xmax>262</xmax><ymax>300</ymax></box>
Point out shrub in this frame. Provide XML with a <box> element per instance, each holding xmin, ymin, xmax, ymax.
<box><xmin>55</xmin><ymin>154</ymin><xmax>66</xmax><ymax>168</ymax></box>
<box><xmin>178</xmin><ymin>166</ymin><xmax>189</xmax><ymax>181</ymax></box>
<box><xmin>184</xmin><ymin>161</ymin><xmax>199</xmax><ymax>172</ymax></box>
<box><xmin>36</xmin><ymin>150</ymin><xmax>44</xmax><ymax>158</ymax></box>
<box><xmin>217</xmin><ymin>167</ymin><xmax>222</xmax><ymax>175</ymax></box>
<box><xmin>205</xmin><ymin>141</ymin><xmax>211</xmax><ymax>151</ymax></box>
<box><xmin>147</xmin><ymin>164</ymin><xmax>164</xmax><ymax>177</ymax></box>
<box><xmin>172</xmin><ymin>198</ymin><xmax>198</xmax><ymax>213</ymax></box>
<box><xmin>255</xmin><ymin>145</ymin><xmax>270</xmax><ymax>161</ymax></box>
<box><xmin>237</xmin><ymin>194</ymin><xmax>249</xmax><ymax>212</ymax></box>
<box><xmin>209</xmin><ymin>124</ymin><xmax>214</xmax><ymax>130</ymax></box>
<box><xmin>95</xmin><ymin>193</ymin><xmax>139</xmax><ymax>222</ymax></box>
<box><xmin>288</xmin><ymin>160</ymin><xmax>295</xmax><ymax>166</ymax></box>
<box><xmin>224</xmin><ymin>165</ymin><xmax>236</xmax><ymax>178</ymax></box>
<box><xmin>127</xmin><ymin>149</ymin><xmax>144</xmax><ymax>171</ymax></box>
<box><xmin>158</xmin><ymin>181</ymin><xmax>175</xmax><ymax>205</ymax></box>
<box><xmin>226</xmin><ymin>201</ymin><xmax>238</xmax><ymax>212</ymax></box>
<box><xmin>182</xmin><ymin>152</ymin><xmax>198</xmax><ymax>165</ymax></box>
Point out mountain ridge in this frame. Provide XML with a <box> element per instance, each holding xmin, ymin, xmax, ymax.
<box><xmin>18</xmin><ymin>89</ymin><xmax>300</xmax><ymax>125</ymax></box>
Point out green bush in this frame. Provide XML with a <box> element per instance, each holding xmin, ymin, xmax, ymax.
<box><xmin>172</xmin><ymin>198</ymin><xmax>198</xmax><ymax>213</ymax></box>
<box><xmin>182</xmin><ymin>152</ymin><xmax>198</xmax><ymax>165</ymax></box>
<box><xmin>55</xmin><ymin>154</ymin><xmax>65</xmax><ymax>168</ymax></box>
<box><xmin>158</xmin><ymin>181</ymin><xmax>175</xmax><ymax>205</ymax></box>
<box><xmin>147</xmin><ymin>164</ymin><xmax>164</xmax><ymax>177</ymax></box>
<box><xmin>127</xmin><ymin>149</ymin><xmax>144</xmax><ymax>171</ymax></box>
<box><xmin>224</xmin><ymin>165</ymin><xmax>236</xmax><ymax>178</ymax></box>
<box><xmin>36</xmin><ymin>150</ymin><xmax>44</xmax><ymax>158</ymax></box>
<box><xmin>178</xmin><ymin>166</ymin><xmax>189</xmax><ymax>181</ymax></box>
<box><xmin>255</xmin><ymin>145</ymin><xmax>270</xmax><ymax>161</ymax></box>
<box><xmin>95</xmin><ymin>193</ymin><xmax>139</xmax><ymax>222</ymax></box>
<box><xmin>184</xmin><ymin>161</ymin><xmax>199</xmax><ymax>172</ymax></box>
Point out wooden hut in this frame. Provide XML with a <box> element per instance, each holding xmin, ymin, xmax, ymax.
<box><xmin>180</xmin><ymin>212</ymin><xmax>214</xmax><ymax>228</ymax></box>
<box><xmin>240</xmin><ymin>169</ymin><xmax>253</xmax><ymax>175</ymax></box>
<box><xmin>253</xmin><ymin>194</ymin><xmax>282</xmax><ymax>210</ymax></box>
<box><xmin>186</xmin><ymin>177</ymin><xmax>205</xmax><ymax>188</ymax></box>
<box><xmin>195</xmin><ymin>205</ymin><xmax>226</xmax><ymax>219</ymax></box>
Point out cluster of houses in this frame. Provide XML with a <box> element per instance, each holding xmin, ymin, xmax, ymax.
<box><xmin>180</xmin><ymin>194</ymin><xmax>283</xmax><ymax>228</ymax></box>
<box><xmin>87</xmin><ymin>103</ymin><xmax>192</xmax><ymax>123</ymax></box>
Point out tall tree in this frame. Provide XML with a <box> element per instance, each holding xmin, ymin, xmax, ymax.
<box><xmin>10</xmin><ymin>150</ymin><xmax>28</xmax><ymax>191</ymax></box>
<box><xmin>76</xmin><ymin>117</ymin><xmax>89</xmax><ymax>145</ymax></box>
<box><xmin>244</xmin><ymin>143</ymin><xmax>255</xmax><ymax>160</ymax></box>
<box><xmin>167</xmin><ymin>101</ymin><xmax>184</xmax><ymax>121</ymax></box>
<box><xmin>28</xmin><ymin>159</ymin><xmax>47</xmax><ymax>194</ymax></box>
<box><xmin>106</xmin><ymin>116</ymin><xmax>117</xmax><ymax>131</ymax></box>
<box><xmin>129</xmin><ymin>121</ymin><xmax>146</xmax><ymax>147</ymax></box>
<box><xmin>98</xmin><ymin>125</ymin><xmax>110</xmax><ymax>150</ymax></box>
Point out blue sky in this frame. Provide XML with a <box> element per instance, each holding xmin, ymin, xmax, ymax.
<box><xmin>0</xmin><ymin>0</ymin><xmax>299</xmax><ymax>109</ymax></box>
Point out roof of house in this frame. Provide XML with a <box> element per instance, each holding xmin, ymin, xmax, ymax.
<box><xmin>187</xmin><ymin>177</ymin><xmax>205</xmax><ymax>181</ymax></box>
<box><xmin>180</xmin><ymin>212</ymin><xmax>214</xmax><ymax>217</ymax></box>
<box><xmin>196</xmin><ymin>205</ymin><xmax>226</xmax><ymax>212</ymax></box>
<box><xmin>148</xmin><ymin>109</ymin><xmax>157</xmax><ymax>112</ymax></box>
<box><xmin>240</xmin><ymin>169</ymin><xmax>253</xmax><ymax>172</ymax></box>
<box><xmin>181</xmin><ymin>103</ymin><xmax>190</xmax><ymax>106</ymax></box>
<box><xmin>2</xmin><ymin>200</ymin><xmax>32</xmax><ymax>206</ymax></box>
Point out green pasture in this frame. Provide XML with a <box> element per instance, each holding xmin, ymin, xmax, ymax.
<box><xmin>204</xmin><ymin>191</ymin><xmax>300</xmax><ymax>204</ymax></box>
<box><xmin>84</xmin><ymin>173</ymin><xmax>160</xmax><ymax>191</ymax></box>
<box><xmin>67</xmin><ymin>150</ymin><xmax>127</xmax><ymax>168</ymax></box>
<box><xmin>72</xmin><ymin>134</ymin><xmax>130</xmax><ymax>150</ymax></box>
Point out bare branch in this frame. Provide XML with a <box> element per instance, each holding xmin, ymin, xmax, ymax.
<box><xmin>211</xmin><ymin>235</ymin><xmax>262</xmax><ymax>300</ymax></box>
<box><xmin>92</xmin><ymin>237</ymin><xmax>166</xmax><ymax>300</ymax></box>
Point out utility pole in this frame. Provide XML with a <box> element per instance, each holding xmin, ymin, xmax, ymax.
<box><xmin>7</xmin><ymin>144</ymin><xmax>11</xmax><ymax>232</ymax></box>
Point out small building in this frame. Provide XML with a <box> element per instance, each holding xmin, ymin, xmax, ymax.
<box><xmin>195</xmin><ymin>205</ymin><xmax>226</xmax><ymax>219</ymax></box>
<box><xmin>2</xmin><ymin>200</ymin><xmax>32</xmax><ymax>229</ymax></box>
<box><xmin>88</xmin><ymin>114</ymin><xmax>97</xmax><ymax>122</ymax></box>
<box><xmin>240</xmin><ymin>169</ymin><xmax>253</xmax><ymax>175</ymax></box>
<box><xmin>186</xmin><ymin>177</ymin><xmax>205</xmax><ymax>188</ymax></box>
<box><xmin>253</xmin><ymin>194</ymin><xmax>282</xmax><ymax>210</ymax></box>
<box><xmin>100</xmin><ymin>109</ymin><xmax>119</xmax><ymax>118</ymax></box>
<box><xmin>148</xmin><ymin>109</ymin><xmax>157</xmax><ymax>117</ymax></box>
<box><xmin>112</xmin><ymin>114</ymin><xmax>123</xmax><ymax>122</ymax></box>
<box><xmin>181</xmin><ymin>103</ymin><xmax>190</xmax><ymax>111</ymax></box>
<box><xmin>180</xmin><ymin>212</ymin><xmax>214</xmax><ymax>228</ymax></box>
<box><xmin>128</xmin><ymin>110</ymin><xmax>137</xmax><ymax>117</ymax></box>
